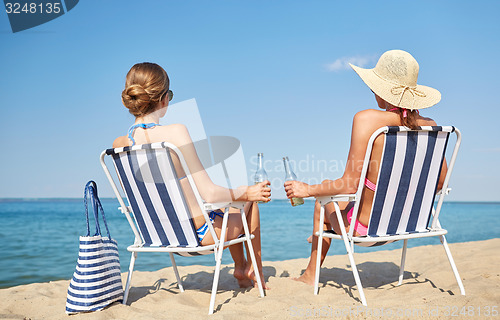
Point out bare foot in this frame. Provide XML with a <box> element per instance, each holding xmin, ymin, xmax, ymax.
<box><xmin>233</xmin><ymin>265</ymin><xmax>253</xmax><ymax>288</ymax></box>
<box><xmin>292</xmin><ymin>272</ymin><xmax>315</xmax><ymax>286</ymax></box>
<box><xmin>245</xmin><ymin>264</ymin><xmax>270</xmax><ymax>290</ymax></box>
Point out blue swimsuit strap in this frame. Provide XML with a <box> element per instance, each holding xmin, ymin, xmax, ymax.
<box><xmin>209</xmin><ymin>210</ymin><xmax>224</xmax><ymax>219</ymax></box>
<box><xmin>127</xmin><ymin>123</ymin><xmax>160</xmax><ymax>146</ymax></box>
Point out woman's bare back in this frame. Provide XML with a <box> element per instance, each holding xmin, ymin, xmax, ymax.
<box><xmin>352</xmin><ymin>108</ymin><xmax>440</xmax><ymax>226</ymax></box>
<box><xmin>113</xmin><ymin>124</ymin><xmax>213</xmax><ymax>229</ymax></box>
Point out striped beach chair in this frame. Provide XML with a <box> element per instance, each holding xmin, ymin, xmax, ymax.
<box><xmin>314</xmin><ymin>126</ymin><xmax>465</xmax><ymax>305</ymax></box>
<box><xmin>100</xmin><ymin>142</ymin><xmax>264</xmax><ymax>315</ymax></box>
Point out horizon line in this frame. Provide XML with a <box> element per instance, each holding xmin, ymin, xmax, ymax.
<box><xmin>0</xmin><ymin>198</ymin><xmax>499</xmax><ymax>204</ymax></box>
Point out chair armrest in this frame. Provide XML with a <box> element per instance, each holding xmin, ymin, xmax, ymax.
<box><xmin>118</xmin><ymin>206</ymin><xmax>132</xmax><ymax>214</ymax></box>
<box><xmin>204</xmin><ymin>201</ymin><xmax>246</xmax><ymax>211</ymax></box>
<box><xmin>316</xmin><ymin>194</ymin><xmax>357</xmax><ymax>206</ymax></box>
<box><xmin>436</xmin><ymin>188</ymin><xmax>452</xmax><ymax>196</ymax></box>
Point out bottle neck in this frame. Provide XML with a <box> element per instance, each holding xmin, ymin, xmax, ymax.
<box><xmin>257</xmin><ymin>154</ymin><xmax>263</xmax><ymax>169</ymax></box>
<box><xmin>283</xmin><ymin>157</ymin><xmax>294</xmax><ymax>180</ymax></box>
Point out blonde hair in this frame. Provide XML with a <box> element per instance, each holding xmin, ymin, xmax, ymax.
<box><xmin>121</xmin><ymin>62</ymin><xmax>169</xmax><ymax>117</ymax></box>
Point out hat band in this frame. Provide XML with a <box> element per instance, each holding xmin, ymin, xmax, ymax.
<box><xmin>373</xmin><ymin>70</ymin><xmax>427</xmax><ymax>109</ymax></box>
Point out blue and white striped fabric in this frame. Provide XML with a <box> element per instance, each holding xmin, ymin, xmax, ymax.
<box><xmin>66</xmin><ymin>181</ymin><xmax>123</xmax><ymax>314</ymax></box>
<box><xmin>366</xmin><ymin>126</ymin><xmax>453</xmax><ymax>237</ymax></box>
<box><xmin>106</xmin><ymin>143</ymin><xmax>208</xmax><ymax>255</ymax></box>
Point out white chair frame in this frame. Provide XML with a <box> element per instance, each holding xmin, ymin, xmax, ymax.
<box><xmin>313</xmin><ymin>126</ymin><xmax>465</xmax><ymax>305</ymax></box>
<box><xmin>100</xmin><ymin>142</ymin><xmax>265</xmax><ymax>314</ymax></box>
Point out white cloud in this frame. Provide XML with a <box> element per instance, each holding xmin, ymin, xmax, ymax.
<box><xmin>325</xmin><ymin>55</ymin><xmax>376</xmax><ymax>72</ymax></box>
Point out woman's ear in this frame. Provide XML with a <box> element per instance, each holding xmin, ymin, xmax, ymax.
<box><xmin>160</xmin><ymin>96</ymin><xmax>168</xmax><ymax>108</ymax></box>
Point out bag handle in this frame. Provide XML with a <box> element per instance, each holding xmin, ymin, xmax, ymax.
<box><xmin>84</xmin><ymin>181</ymin><xmax>112</xmax><ymax>239</ymax></box>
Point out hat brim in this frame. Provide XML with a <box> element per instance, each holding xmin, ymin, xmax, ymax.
<box><xmin>350</xmin><ymin>63</ymin><xmax>441</xmax><ymax>110</ymax></box>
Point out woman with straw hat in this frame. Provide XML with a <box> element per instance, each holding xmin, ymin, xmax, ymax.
<box><xmin>284</xmin><ymin>50</ymin><xmax>448</xmax><ymax>285</ymax></box>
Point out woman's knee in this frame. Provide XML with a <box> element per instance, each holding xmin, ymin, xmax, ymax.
<box><xmin>314</xmin><ymin>200</ymin><xmax>321</xmax><ymax>210</ymax></box>
<box><xmin>244</xmin><ymin>201</ymin><xmax>255</xmax><ymax>212</ymax></box>
<box><xmin>244</xmin><ymin>202</ymin><xmax>261</xmax><ymax>227</ymax></box>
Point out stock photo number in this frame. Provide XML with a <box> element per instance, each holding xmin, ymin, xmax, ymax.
<box><xmin>5</xmin><ymin>2</ymin><xmax>61</xmax><ymax>14</ymax></box>
<box><xmin>4</xmin><ymin>0</ymin><xmax>79</xmax><ymax>33</ymax></box>
<box><xmin>443</xmin><ymin>305</ymin><xmax>498</xmax><ymax>317</ymax></box>
<box><xmin>290</xmin><ymin>305</ymin><xmax>499</xmax><ymax>318</ymax></box>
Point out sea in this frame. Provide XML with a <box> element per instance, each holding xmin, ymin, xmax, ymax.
<box><xmin>0</xmin><ymin>199</ymin><xmax>499</xmax><ymax>289</ymax></box>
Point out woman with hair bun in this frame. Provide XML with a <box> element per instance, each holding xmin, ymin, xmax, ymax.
<box><xmin>113</xmin><ymin>62</ymin><xmax>270</xmax><ymax>289</ymax></box>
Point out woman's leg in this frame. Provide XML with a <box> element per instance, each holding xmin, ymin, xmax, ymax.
<box><xmin>226</xmin><ymin>207</ymin><xmax>255</xmax><ymax>288</ymax></box>
<box><xmin>200</xmin><ymin>204</ymin><xmax>268</xmax><ymax>289</ymax></box>
<box><xmin>294</xmin><ymin>200</ymin><xmax>350</xmax><ymax>285</ymax></box>
<box><xmin>200</xmin><ymin>209</ymin><xmax>253</xmax><ymax>287</ymax></box>
<box><xmin>226</xmin><ymin>205</ymin><xmax>263</xmax><ymax>289</ymax></box>
<box><xmin>241</xmin><ymin>202</ymin><xmax>268</xmax><ymax>289</ymax></box>
<box><xmin>230</xmin><ymin>248</ymin><xmax>253</xmax><ymax>288</ymax></box>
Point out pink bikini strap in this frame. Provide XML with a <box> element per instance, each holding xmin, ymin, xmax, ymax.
<box><xmin>388</xmin><ymin>107</ymin><xmax>419</xmax><ymax>118</ymax></box>
<box><xmin>364</xmin><ymin>178</ymin><xmax>376</xmax><ymax>192</ymax></box>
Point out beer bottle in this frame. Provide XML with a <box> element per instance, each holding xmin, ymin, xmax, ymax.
<box><xmin>283</xmin><ymin>156</ymin><xmax>304</xmax><ymax>206</ymax></box>
<box><xmin>253</xmin><ymin>153</ymin><xmax>268</xmax><ymax>203</ymax></box>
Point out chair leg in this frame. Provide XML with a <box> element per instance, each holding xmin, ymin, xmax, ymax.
<box><xmin>440</xmin><ymin>235</ymin><xmax>466</xmax><ymax>295</ymax></box>
<box><xmin>332</xmin><ymin>202</ymin><xmax>367</xmax><ymax>306</ymax></box>
<box><xmin>123</xmin><ymin>252</ymin><xmax>137</xmax><ymax>305</ymax></box>
<box><xmin>345</xmin><ymin>245</ymin><xmax>367</xmax><ymax>306</ymax></box>
<box><xmin>314</xmin><ymin>205</ymin><xmax>325</xmax><ymax>295</ymax></box>
<box><xmin>208</xmin><ymin>208</ymin><xmax>230</xmax><ymax>315</ymax></box>
<box><xmin>208</xmin><ymin>241</ymin><xmax>225</xmax><ymax>315</ymax></box>
<box><xmin>240</xmin><ymin>209</ymin><xmax>265</xmax><ymax>298</ymax></box>
<box><xmin>398</xmin><ymin>239</ymin><xmax>408</xmax><ymax>286</ymax></box>
<box><xmin>169</xmin><ymin>253</ymin><xmax>184</xmax><ymax>292</ymax></box>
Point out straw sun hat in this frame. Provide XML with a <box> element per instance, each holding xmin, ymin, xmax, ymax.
<box><xmin>350</xmin><ymin>50</ymin><xmax>441</xmax><ymax>110</ymax></box>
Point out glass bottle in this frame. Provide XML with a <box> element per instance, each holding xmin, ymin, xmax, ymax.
<box><xmin>253</xmin><ymin>153</ymin><xmax>268</xmax><ymax>203</ymax></box>
<box><xmin>283</xmin><ymin>156</ymin><xmax>304</xmax><ymax>206</ymax></box>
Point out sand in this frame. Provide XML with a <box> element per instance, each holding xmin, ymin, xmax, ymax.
<box><xmin>1</xmin><ymin>239</ymin><xmax>499</xmax><ymax>320</ymax></box>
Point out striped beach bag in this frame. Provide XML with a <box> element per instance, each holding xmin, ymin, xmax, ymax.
<box><xmin>65</xmin><ymin>181</ymin><xmax>123</xmax><ymax>314</ymax></box>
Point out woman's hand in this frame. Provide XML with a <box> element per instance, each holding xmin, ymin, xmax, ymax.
<box><xmin>284</xmin><ymin>180</ymin><xmax>311</xmax><ymax>199</ymax></box>
<box><xmin>246</xmin><ymin>181</ymin><xmax>271</xmax><ymax>202</ymax></box>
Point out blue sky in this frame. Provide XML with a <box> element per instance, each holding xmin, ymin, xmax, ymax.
<box><xmin>1</xmin><ymin>0</ymin><xmax>499</xmax><ymax>201</ymax></box>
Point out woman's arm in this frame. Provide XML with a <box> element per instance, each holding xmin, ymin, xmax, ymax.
<box><xmin>169</xmin><ymin>124</ymin><xmax>270</xmax><ymax>203</ymax></box>
<box><xmin>285</xmin><ymin>110</ymin><xmax>377</xmax><ymax>198</ymax></box>
<box><xmin>437</xmin><ymin>158</ymin><xmax>448</xmax><ymax>192</ymax></box>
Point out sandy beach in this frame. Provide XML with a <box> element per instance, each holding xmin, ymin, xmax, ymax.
<box><xmin>1</xmin><ymin>238</ymin><xmax>499</xmax><ymax>320</ymax></box>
